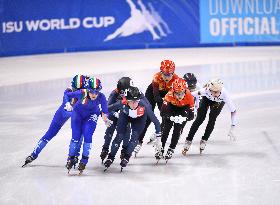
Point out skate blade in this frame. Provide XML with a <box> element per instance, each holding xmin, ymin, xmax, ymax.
<box><xmin>120</xmin><ymin>167</ymin><xmax>124</xmax><ymax>172</ymax></box>
<box><xmin>22</xmin><ymin>163</ymin><xmax>28</xmax><ymax>168</ymax></box>
<box><xmin>200</xmin><ymin>149</ymin><xmax>203</xmax><ymax>155</ymax></box>
<box><xmin>134</xmin><ymin>152</ymin><xmax>137</xmax><ymax>158</ymax></box>
<box><xmin>147</xmin><ymin>140</ymin><xmax>155</xmax><ymax>145</ymax></box>
<box><xmin>78</xmin><ymin>171</ymin><xmax>83</xmax><ymax>175</ymax></box>
<box><xmin>155</xmin><ymin>159</ymin><xmax>160</xmax><ymax>165</ymax></box>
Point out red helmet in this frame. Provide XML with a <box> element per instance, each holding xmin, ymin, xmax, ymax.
<box><xmin>160</xmin><ymin>60</ymin><xmax>175</xmax><ymax>74</ymax></box>
<box><xmin>172</xmin><ymin>78</ymin><xmax>187</xmax><ymax>93</ymax></box>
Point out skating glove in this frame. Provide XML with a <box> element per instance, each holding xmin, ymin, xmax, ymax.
<box><xmin>170</xmin><ymin>115</ymin><xmax>187</xmax><ymax>124</ymax></box>
<box><xmin>228</xmin><ymin>125</ymin><xmax>236</xmax><ymax>141</ymax></box>
<box><xmin>105</xmin><ymin>119</ymin><xmax>113</xmax><ymax>128</ymax></box>
<box><xmin>64</xmin><ymin>102</ymin><xmax>73</xmax><ymax>111</ymax></box>
<box><xmin>113</xmin><ymin>112</ymin><xmax>119</xmax><ymax>118</ymax></box>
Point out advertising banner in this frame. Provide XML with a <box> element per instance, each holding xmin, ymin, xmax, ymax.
<box><xmin>200</xmin><ymin>0</ymin><xmax>280</xmax><ymax>43</ymax></box>
<box><xmin>1</xmin><ymin>0</ymin><xmax>279</xmax><ymax>56</ymax></box>
<box><xmin>0</xmin><ymin>0</ymin><xmax>199</xmax><ymax>56</ymax></box>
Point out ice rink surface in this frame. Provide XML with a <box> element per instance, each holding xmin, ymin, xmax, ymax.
<box><xmin>0</xmin><ymin>47</ymin><xmax>280</xmax><ymax>205</ymax></box>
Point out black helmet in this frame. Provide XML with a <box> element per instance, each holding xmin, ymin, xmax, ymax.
<box><xmin>126</xmin><ymin>87</ymin><xmax>141</xmax><ymax>101</ymax></box>
<box><xmin>117</xmin><ymin>77</ymin><xmax>134</xmax><ymax>94</ymax></box>
<box><xmin>183</xmin><ymin>73</ymin><xmax>197</xmax><ymax>90</ymax></box>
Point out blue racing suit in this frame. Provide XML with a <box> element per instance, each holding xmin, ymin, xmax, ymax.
<box><xmin>31</xmin><ymin>88</ymin><xmax>83</xmax><ymax>159</ymax></box>
<box><xmin>65</xmin><ymin>89</ymin><xmax>109</xmax><ymax>165</ymax></box>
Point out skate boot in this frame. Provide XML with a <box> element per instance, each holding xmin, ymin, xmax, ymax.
<box><xmin>120</xmin><ymin>148</ymin><xmax>126</xmax><ymax>160</ymax></box>
<box><xmin>104</xmin><ymin>154</ymin><xmax>115</xmax><ymax>172</ymax></box>
<box><xmin>66</xmin><ymin>156</ymin><xmax>76</xmax><ymax>173</ymax></box>
<box><xmin>133</xmin><ymin>142</ymin><xmax>142</xmax><ymax>157</ymax></box>
<box><xmin>120</xmin><ymin>158</ymin><xmax>129</xmax><ymax>172</ymax></box>
<box><xmin>147</xmin><ymin>133</ymin><xmax>156</xmax><ymax>144</ymax></box>
<box><xmin>22</xmin><ymin>155</ymin><xmax>35</xmax><ymax>167</ymax></box>
<box><xmin>73</xmin><ymin>156</ymin><xmax>79</xmax><ymax>169</ymax></box>
<box><xmin>100</xmin><ymin>147</ymin><xmax>109</xmax><ymax>163</ymax></box>
<box><xmin>182</xmin><ymin>140</ymin><xmax>192</xmax><ymax>156</ymax></box>
<box><xmin>200</xmin><ymin>140</ymin><xmax>207</xmax><ymax>154</ymax></box>
<box><xmin>155</xmin><ymin>147</ymin><xmax>164</xmax><ymax>164</ymax></box>
<box><xmin>165</xmin><ymin>148</ymin><xmax>174</xmax><ymax>163</ymax></box>
<box><xmin>77</xmin><ymin>162</ymin><xmax>86</xmax><ymax>175</ymax></box>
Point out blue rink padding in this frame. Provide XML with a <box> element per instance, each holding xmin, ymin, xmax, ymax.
<box><xmin>1</xmin><ymin>0</ymin><xmax>280</xmax><ymax>57</ymax></box>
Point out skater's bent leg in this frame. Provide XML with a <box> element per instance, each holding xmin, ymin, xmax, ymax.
<box><xmin>202</xmin><ymin>102</ymin><xmax>224</xmax><ymax>141</ymax></box>
<box><xmin>161</xmin><ymin>117</ymin><xmax>173</xmax><ymax>149</ymax></box>
<box><xmin>186</xmin><ymin>97</ymin><xmax>209</xmax><ymax>141</ymax></box>
<box><xmin>169</xmin><ymin>123</ymin><xmax>186</xmax><ymax>149</ymax></box>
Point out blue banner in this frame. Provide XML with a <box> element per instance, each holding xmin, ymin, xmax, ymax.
<box><xmin>1</xmin><ymin>0</ymin><xmax>280</xmax><ymax>56</ymax></box>
<box><xmin>200</xmin><ymin>0</ymin><xmax>280</xmax><ymax>43</ymax></box>
<box><xmin>0</xmin><ymin>0</ymin><xmax>199</xmax><ymax>56</ymax></box>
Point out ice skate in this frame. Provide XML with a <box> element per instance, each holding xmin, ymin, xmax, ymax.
<box><xmin>120</xmin><ymin>158</ymin><xmax>129</xmax><ymax>172</ymax></box>
<box><xmin>199</xmin><ymin>140</ymin><xmax>207</xmax><ymax>154</ymax></box>
<box><xmin>73</xmin><ymin>156</ymin><xmax>79</xmax><ymax>169</ymax></box>
<box><xmin>147</xmin><ymin>133</ymin><xmax>156</xmax><ymax>144</ymax></box>
<box><xmin>22</xmin><ymin>155</ymin><xmax>35</xmax><ymax>167</ymax></box>
<box><xmin>103</xmin><ymin>159</ymin><xmax>113</xmax><ymax>172</ymax></box>
<box><xmin>120</xmin><ymin>148</ymin><xmax>126</xmax><ymax>160</ymax></box>
<box><xmin>182</xmin><ymin>140</ymin><xmax>192</xmax><ymax>156</ymax></box>
<box><xmin>100</xmin><ymin>148</ymin><xmax>109</xmax><ymax>164</ymax></box>
<box><xmin>133</xmin><ymin>142</ymin><xmax>142</xmax><ymax>157</ymax></box>
<box><xmin>165</xmin><ymin>148</ymin><xmax>174</xmax><ymax>164</ymax></box>
<box><xmin>21</xmin><ymin>155</ymin><xmax>35</xmax><ymax>167</ymax></box>
<box><xmin>155</xmin><ymin>147</ymin><xmax>164</xmax><ymax>164</ymax></box>
<box><xmin>104</xmin><ymin>155</ymin><xmax>114</xmax><ymax>172</ymax></box>
<box><xmin>66</xmin><ymin>159</ymin><xmax>74</xmax><ymax>174</ymax></box>
<box><xmin>77</xmin><ymin>162</ymin><xmax>86</xmax><ymax>175</ymax></box>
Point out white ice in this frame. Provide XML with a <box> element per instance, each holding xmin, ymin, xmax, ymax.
<box><xmin>0</xmin><ymin>47</ymin><xmax>280</xmax><ymax>205</ymax></box>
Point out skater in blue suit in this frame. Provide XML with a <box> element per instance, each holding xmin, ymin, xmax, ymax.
<box><xmin>65</xmin><ymin>76</ymin><xmax>112</xmax><ymax>174</ymax></box>
<box><xmin>103</xmin><ymin>86</ymin><xmax>162</xmax><ymax>171</ymax></box>
<box><xmin>22</xmin><ymin>74</ymin><xmax>88</xmax><ymax>167</ymax></box>
<box><xmin>100</xmin><ymin>77</ymin><xmax>133</xmax><ymax>163</ymax></box>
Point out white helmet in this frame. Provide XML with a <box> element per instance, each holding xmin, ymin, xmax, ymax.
<box><xmin>208</xmin><ymin>78</ymin><xmax>223</xmax><ymax>92</ymax></box>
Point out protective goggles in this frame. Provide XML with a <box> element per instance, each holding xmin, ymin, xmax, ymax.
<box><xmin>174</xmin><ymin>91</ymin><xmax>186</xmax><ymax>98</ymax></box>
<box><xmin>88</xmin><ymin>88</ymin><xmax>100</xmax><ymax>94</ymax></box>
<box><xmin>127</xmin><ymin>99</ymin><xmax>140</xmax><ymax>102</ymax></box>
<box><xmin>209</xmin><ymin>89</ymin><xmax>220</xmax><ymax>94</ymax></box>
<box><xmin>161</xmin><ymin>71</ymin><xmax>173</xmax><ymax>78</ymax></box>
<box><xmin>119</xmin><ymin>89</ymin><xmax>128</xmax><ymax>96</ymax></box>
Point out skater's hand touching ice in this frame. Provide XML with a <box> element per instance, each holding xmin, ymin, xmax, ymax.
<box><xmin>228</xmin><ymin>125</ymin><xmax>236</xmax><ymax>141</ymax></box>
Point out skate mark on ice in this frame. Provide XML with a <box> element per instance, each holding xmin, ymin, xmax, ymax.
<box><xmin>262</xmin><ymin>131</ymin><xmax>280</xmax><ymax>156</ymax></box>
